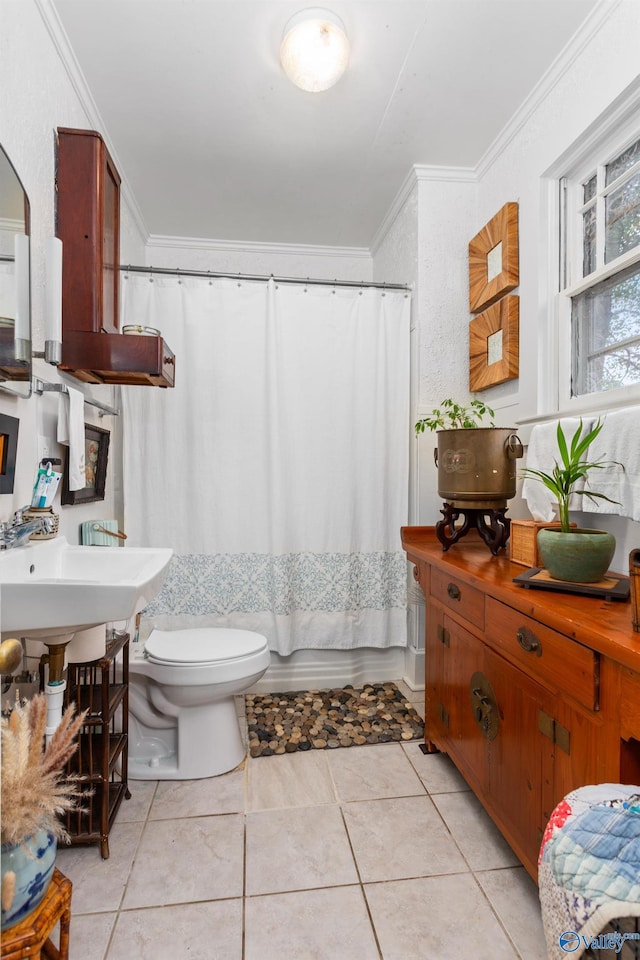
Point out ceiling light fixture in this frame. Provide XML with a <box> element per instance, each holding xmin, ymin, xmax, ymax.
<box><xmin>280</xmin><ymin>8</ymin><xmax>349</xmax><ymax>93</ymax></box>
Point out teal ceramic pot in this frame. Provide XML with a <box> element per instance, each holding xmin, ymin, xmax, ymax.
<box><xmin>536</xmin><ymin>527</ymin><xmax>616</xmax><ymax>583</ymax></box>
<box><xmin>1</xmin><ymin>830</ymin><xmax>57</xmax><ymax>930</ymax></box>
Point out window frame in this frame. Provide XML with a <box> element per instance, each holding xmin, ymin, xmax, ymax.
<box><xmin>551</xmin><ymin>82</ymin><xmax>640</xmax><ymax>416</ymax></box>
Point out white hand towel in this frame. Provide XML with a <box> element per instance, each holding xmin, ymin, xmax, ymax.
<box><xmin>522</xmin><ymin>418</ymin><xmax>594</xmax><ymax>521</ymax></box>
<box><xmin>57</xmin><ymin>387</ymin><xmax>86</xmax><ymax>490</ymax></box>
<box><xmin>582</xmin><ymin>407</ymin><xmax>640</xmax><ymax>522</ymax></box>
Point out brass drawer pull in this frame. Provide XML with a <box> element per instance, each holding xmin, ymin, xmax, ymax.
<box><xmin>447</xmin><ymin>582</ymin><xmax>461</xmax><ymax>601</ymax></box>
<box><xmin>516</xmin><ymin>627</ymin><xmax>542</xmax><ymax>657</ymax></box>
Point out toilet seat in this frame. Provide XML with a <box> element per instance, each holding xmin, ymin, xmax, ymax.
<box><xmin>145</xmin><ymin>627</ymin><xmax>268</xmax><ymax>667</ymax></box>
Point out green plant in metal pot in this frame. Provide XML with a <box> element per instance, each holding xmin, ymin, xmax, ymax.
<box><xmin>415</xmin><ymin>398</ymin><xmax>495</xmax><ymax>433</ymax></box>
<box><xmin>415</xmin><ymin>399</ymin><xmax>522</xmax><ymax>513</ymax></box>
<box><xmin>521</xmin><ymin>418</ymin><xmax>622</xmax><ymax>583</ymax></box>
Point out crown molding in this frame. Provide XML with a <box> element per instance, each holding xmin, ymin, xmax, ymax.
<box><xmin>413</xmin><ymin>165</ymin><xmax>477</xmax><ymax>183</ymax></box>
<box><xmin>544</xmin><ymin>72</ymin><xmax>640</xmax><ymax>178</ymax></box>
<box><xmin>476</xmin><ymin>0</ymin><xmax>623</xmax><ymax>179</ymax></box>
<box><xmin>0</xmin><ymin>218</ymin><xmax>23</xmax><ymax>235</ymax></box>
<box><xmin>371</xmin><ymin>164</ymin><xmax>477</xmax><ymax>256</ymax></box>
<box><xmin>34</xmin><ymin>0</ymin><xmax>150</xmax><ymax>243</ymax></box>
<box><xmin>146</xmin><ymin>234</ymin><xmax>371</xmax><ymax>261</ymax></box>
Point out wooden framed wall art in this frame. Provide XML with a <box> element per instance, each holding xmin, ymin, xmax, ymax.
<box><xmin>0</xmin><ymin>413</ymin><xmax>19</xmax><ymax>494</ymax></box>
<box><xmin>61</xmin><ymin>423</ymin><xmax>110</xmax><ymax>504</ymax></box>
<box><xmin>469</xmin><ymin>295</ymin><xmax>519</xmax><ymax>391</ymax></box>
<box><xmin>469</xmin><ymin>202</ymin><xmax>519</xmax><ymax>312</ymax></box>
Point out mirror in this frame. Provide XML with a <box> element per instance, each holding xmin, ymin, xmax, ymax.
<box><xmin>0</xmin><ymin>144</ymin><xmax>31</xmax><ymax>397</ymax></box>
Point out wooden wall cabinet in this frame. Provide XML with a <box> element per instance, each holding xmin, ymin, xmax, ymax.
<box><xmin>56</xmin><ymin>127</ymin><xmax>175</xmax><ymax>387</ymax></box>
<box><xmin>56</xmin><ymin>126</ymin><xmax>120</xmax><ymax>336</ymax></box>
<box><xmin>403</xmin><ymin>527</ymin><xmax>635</xmax><ymax>881</ymax></box>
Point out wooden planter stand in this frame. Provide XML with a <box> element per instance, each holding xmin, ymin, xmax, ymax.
<box><xmin>435</xmin><ymin>503</ymin><xmax>511</xmax><ymax>555</ymax></box>
<box><xmin>0</xmin><ymin>868</ymin><xmax>72</xmax><ymax>960</ymax></box>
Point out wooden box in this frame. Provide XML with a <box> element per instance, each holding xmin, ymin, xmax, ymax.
<box><xmin>509</xmin><ymin>519</ymin><xmax>575</xmax><ymax>567</ymax></box>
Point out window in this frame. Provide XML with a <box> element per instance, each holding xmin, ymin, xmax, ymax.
<box><xmin>560</xmin><ymin>130</ymin><xmax>640</xmax><ymax>403</ymax></box>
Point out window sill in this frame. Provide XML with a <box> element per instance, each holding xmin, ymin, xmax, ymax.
<box><xmin>516</xmin><ymin>386</ymin><xmax>640</xmax><ymax>443</ymax></box>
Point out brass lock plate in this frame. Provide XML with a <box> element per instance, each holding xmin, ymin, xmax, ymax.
<box><xmin>470</xmin><ymin>671</ymin><xmax>500</xmax><ymax>741</ymax></box>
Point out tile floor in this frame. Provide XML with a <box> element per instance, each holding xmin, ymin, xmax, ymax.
<box><xmin>55</xmin><ymin>682</ymin><xmax>548</xmax><ymax>960</ymax></box>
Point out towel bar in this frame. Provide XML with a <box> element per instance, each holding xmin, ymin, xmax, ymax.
<box><xmin>32</xmin><ymin>377</ymin><xmax>119</xmax><ymax>417</ymax></box>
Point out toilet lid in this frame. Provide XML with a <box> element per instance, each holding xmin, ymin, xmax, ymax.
<box><xmin>145</xmin><ymin>627</ymin><xmax>268</xmax><ymax>665</ymax></box>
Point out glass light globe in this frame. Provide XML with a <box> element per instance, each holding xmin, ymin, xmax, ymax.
<box><xmin>280</xmin><ymin>9</ymin><xmax>349</xmax><ymax>93</ymax></box>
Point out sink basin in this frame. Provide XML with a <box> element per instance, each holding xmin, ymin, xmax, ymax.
<box><xmin>0</xmin><ymin>536</ymin><xmax>172</xmax><ymax>639</ymax></box>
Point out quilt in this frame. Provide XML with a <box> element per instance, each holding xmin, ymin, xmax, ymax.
<box><xmin>538</xmin><ymin>784</ymin><xmax>640</xmax><ymax>959</ymax></box>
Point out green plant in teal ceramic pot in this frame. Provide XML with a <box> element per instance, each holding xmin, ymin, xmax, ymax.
<box><xmin>1</xmin><ymin>695</ymin><xmax>84</xmax><ymax>930</ymax></box>
<box><xmin>521</xmin><ymin>418</ymin><xmax>621</xmax><ymax>583</ymax></box>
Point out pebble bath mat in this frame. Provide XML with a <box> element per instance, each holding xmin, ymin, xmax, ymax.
<box><xmin>246</xmin><ymin>682</ymin><xmax>424</xmax><ymax>757</ymax></box>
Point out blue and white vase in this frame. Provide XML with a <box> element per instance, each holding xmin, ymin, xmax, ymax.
<box><xmin>1</xmin><ymin>830</ymin><xmax>57</xmax><ymax>930</ymax></box>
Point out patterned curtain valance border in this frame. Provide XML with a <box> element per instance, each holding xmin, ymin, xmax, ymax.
<box><xmin>144</xmin><ymin>552</ymin><xmax>408</xmax><ymax>618</ymax></box>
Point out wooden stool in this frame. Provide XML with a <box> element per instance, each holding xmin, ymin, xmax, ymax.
<box><xmin>1</xmin><ymin>868</ymin><xmax>72</xmax><ymax>960</ymax></box>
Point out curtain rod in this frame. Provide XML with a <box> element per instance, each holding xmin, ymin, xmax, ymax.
<box><xmin>119</xmin><ymin>263</ymin><xmax>411</xmax><ymax>292</ymax></box>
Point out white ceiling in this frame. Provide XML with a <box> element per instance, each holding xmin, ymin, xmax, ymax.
<box><xmin>51</xmin><ymin>0</ymin><xmax>599</xmax><ymax>249</ymax></box>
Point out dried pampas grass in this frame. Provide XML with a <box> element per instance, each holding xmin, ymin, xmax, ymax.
<box><xmin>1</xmin><ymin>694</ymin><xmax>86</xmax><ymax>847</ymax></box>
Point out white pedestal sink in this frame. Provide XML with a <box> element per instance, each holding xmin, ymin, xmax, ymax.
<box><xmin>0</xmin><ymin>537</ymin><xmax>172</xmax><ymax>737</ymax></box>
<box><xmin>0</xmin><ymin>536</ymin><xmax>172</xmax><ymax>637</ymax></box>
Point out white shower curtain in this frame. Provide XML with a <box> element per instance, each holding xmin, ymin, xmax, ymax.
<box><xmin>122</xmin><ymin>273</ymin><xmax>410</xmax><ymax>655</ymax></box>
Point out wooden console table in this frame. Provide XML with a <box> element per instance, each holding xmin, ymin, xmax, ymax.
<box><xmin>402</xmin><ymin>526</ymin><xmax>640</xmax><ymax>881</ymax></box>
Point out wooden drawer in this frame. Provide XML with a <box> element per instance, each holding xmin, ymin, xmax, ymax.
<box><xmin>620</xmin><ymin>667</ymin><xmax>640</xmax><ymax>741</ymax></box>
<box><xmin>430</xmin><ymin>567</ymin><xmax>485</xmax><ymax>630</ymax></box>
<box><xmin>411</xmin><ymin>560</ymin><xmax>430</xmax><ymax>597</ymax></box>
<box><xmin>61</xmin><ymin>331</ymin><xmax>175</xmax><ymax>386</ymax></box>
<box><xmin>486</xmin><ymin>597</ymin><xmax>598</xmax><ymax>711</ymax></box>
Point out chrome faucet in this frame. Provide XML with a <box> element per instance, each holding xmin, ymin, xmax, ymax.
<box><xmin>0</xmin><ymin>507</ymin><xmax>52</xmax><ymax>549</ymax></box>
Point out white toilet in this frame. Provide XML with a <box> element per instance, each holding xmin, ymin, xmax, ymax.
<box><xmin>128</xmin><ymin>627</ymin><xmax>270</xmax><ymax>780</ymax></box>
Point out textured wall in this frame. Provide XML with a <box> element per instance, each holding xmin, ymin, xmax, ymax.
<box><xmin>144</xmin><ymin>238</ymin><xmax>372</xmax><ymax>283</ymax></box>
<box><xmin>474</xmin><ymin>1</ymin><xmax>640</xmax><ymax>426</ymax></box>
<box><xmin>415</xmin><ymin>175</ymin><xmax>477</xmax><ymax>412</ymax></box>
<box><xmin>471</xmin><ymin>1</ymin><xmax>640</xmax><ymax>565</ymax></box>
<box><xmin>0</xmin><ymin>1</ymin><xmax>145</xmax><ymax>538</ymax></box>
<box><xmin>4</xmin><ymin>0</ymin><xmax>640</xmax><ymax>566</ymax></box>
<box><xmin>371</xmin><ymin>179</ymin><xmax>420</xmax><ymax>520</ymax></box>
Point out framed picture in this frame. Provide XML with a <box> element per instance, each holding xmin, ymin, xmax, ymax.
<box><xmin>62</xmin><ymin>423</ymin><xmax>110</xmax><ymax>505</ymax></box>
<box><xmin>469</xmin><ymin>295</ymin><xmax>519</xmax><ymax>391</ymax></box>
<box><xmin>0</xmin><ymin>412</ymin><xmax>19</xmax><ymax>494</ymax></box>
<box><xmin>468</xmin><ymin>202</ymin><xmax>519</xmax><ymax>313</ymax></box>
